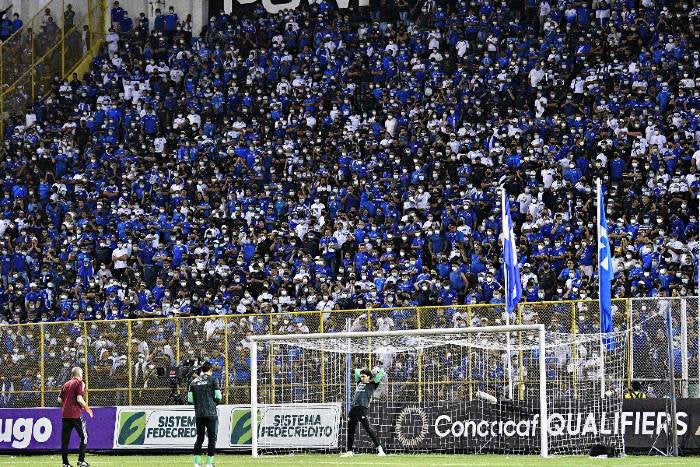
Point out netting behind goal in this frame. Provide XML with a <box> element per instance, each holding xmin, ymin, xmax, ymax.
<box><xmin>250</xmin><ymin>326</ymin><xmax>626</xmax><ymax>456</ymax></box>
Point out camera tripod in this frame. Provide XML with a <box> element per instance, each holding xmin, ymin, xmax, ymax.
<box><xmin>165</xmin><ymin>380</ymin><xmax>185</xmax><ymax>404</ymax></box>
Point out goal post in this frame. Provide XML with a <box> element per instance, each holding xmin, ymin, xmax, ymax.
<box><xmin>250</xmin><ymin>336</ymin><xmax>259</xmax><ymax>457</ymax></box>
<box><xmin>249</xmin><ymin>324</ymin><xmax>624</xmax><ymax>457</ymax></box>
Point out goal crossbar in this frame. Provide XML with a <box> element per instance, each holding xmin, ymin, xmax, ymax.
<box><xmin>249</xmin><ymin>324</ymin><xmax>548</xmax><ymax>457</ymax></box>
<box><xmin>248</xmin><ymin>324</ymin><xmax>546</xmax><ymax>342</ymax></box>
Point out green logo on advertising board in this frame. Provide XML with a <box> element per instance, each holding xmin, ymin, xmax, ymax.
<box><xmin>117</xmin><ymin>411</ymin><xmax>146</xmax><ymax>445</ymax></box>
<box><xmin>229</xmin><ymin>408</ymin><xmax>253</xmax><ymax>445</ymax></box>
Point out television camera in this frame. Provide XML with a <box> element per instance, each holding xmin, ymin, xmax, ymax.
<box><xmin>156</xmin><ymin>359</ymin><xmax>200</xmax><ymax>404</ymax></box>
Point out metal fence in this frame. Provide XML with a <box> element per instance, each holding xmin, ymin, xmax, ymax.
<box><xmin>630</xmin><ymin>297</ymin><xmax>700</xmax><ymax>398</ymax></box>
<box><xmin>0</xmin><ymin>0</ymin><xmax>106</xmax><ymax>134</ymax></box>
<box><xmin>0</xmin><ymin>298</ymin><xmax>697</xmax><ymax>408</ymax></box>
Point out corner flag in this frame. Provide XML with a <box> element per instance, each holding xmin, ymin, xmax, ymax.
<box><xmin>597</xmin><ymin>180</ymin><xmax>614</xmax><ymax>334</ymax></box>
<box><xmin>502</xmin><ymin>190</ymin><xmax>522</xmax><ymax>314</ymax></box>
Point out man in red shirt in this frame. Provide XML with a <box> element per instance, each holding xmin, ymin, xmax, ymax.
<box><xmin>58</xmin><ymin>367</ymin><xmax>93</xmax><ymax>467</ymax></box>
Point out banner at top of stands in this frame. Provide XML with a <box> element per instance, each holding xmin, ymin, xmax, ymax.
<box><xmin>234</xmin><ymin>0</ymin><xmax>369</xmax><ymax>15</ymax></box>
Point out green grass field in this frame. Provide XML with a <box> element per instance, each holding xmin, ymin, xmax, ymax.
<box><xmin>0</xmin><ymin>454</ymin><xmax>697</xmax><ymax>466</ymax></box>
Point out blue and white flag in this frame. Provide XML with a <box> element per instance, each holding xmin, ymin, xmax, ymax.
<box><xmin>502</xmin><ymin>191</ymin><xmax>522</xmax><ymax>314</ymax></box>
<box><xmin>598</xmin><ymin>183</ymin><xmax>614</xmax><ymax>335</ymax></box>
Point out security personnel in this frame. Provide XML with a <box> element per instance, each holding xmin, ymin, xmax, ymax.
<box><xmin>624</xmin><ymin>380</ymin><xmax>647</xmax><ymax>399</ymax></box>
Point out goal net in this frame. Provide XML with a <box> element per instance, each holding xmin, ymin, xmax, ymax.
<box><xmin>249</xmin><ymin>325</ymin><xmax>626</xmax><ymax>457</ymax></box>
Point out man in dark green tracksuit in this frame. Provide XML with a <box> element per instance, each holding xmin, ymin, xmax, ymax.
<box><xmin>188</xmin><ymin>361</ymin><xmax>222</xmax><ymax>467</ymax></box>
<box><xmin>341</xmin><ymin>367</ymin><xmax>386</xmax><ymax>457</ymax></box>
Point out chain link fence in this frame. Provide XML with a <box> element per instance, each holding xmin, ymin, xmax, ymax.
<box><xmin>0</xmin><ymin>323</ymin><xmax>41</xmax><ymax>407</ymax></box>
<box><xmin>0</xmin><ymin>299</ymin><xmax>696</xmax><ymax>407</ymax></box>
<box><xmin>128</xmin><ymin>317</ymin><xmax>176</xmax><ymax>405</ymax></box>
<box><xmin>42</xmin><ymin>321</ymin><xmax>87</xmax><ymax>406</ymax></box>
<box><xmin>630</xmin><ymin>297</ymin><xmax>700</xmax><ymax>398</ymax></box>
<box><xmin>688</xmin><ymin>297</ymin><xmax>700</xmax><ymax>397</ymax></box>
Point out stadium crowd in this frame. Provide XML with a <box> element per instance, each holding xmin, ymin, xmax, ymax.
<box><xmin>0</xmin><ymin>0</ymin><xmax>699</xmax><ymax>328</ymax></box>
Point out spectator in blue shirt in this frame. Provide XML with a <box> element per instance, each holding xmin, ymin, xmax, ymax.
<box><xmin>11</xmin><ymin>12</ymin><xmax>22</xmax><ymax>33</ymax></box>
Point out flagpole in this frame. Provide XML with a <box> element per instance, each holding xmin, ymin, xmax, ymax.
<box><xmin>502</xmin><ymin>187</ymin><xmax>514</xmax><ymax>400</ymax></box>
<box><xmin>596</xmin><ymin>178</ymin><xmax>605</xmax><ymax>399</ymax></box>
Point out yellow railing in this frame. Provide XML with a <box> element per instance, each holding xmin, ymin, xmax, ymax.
<box><xmin>0</xmin><ymin>0</ymin><xmax>106</xmax><ymax>137</ymax></box>
<box><xmin>0</xmin><ymin>300</ymin><xmax>641</xmax><ymax>407</ymax></box>
<box><xmin>1</xmin><ymin>297</ymin><xmax>697</xmax><ymax>406</ymax></box>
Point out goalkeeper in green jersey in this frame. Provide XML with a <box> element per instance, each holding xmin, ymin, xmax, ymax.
<box><xmin>341</xmin><ymin>367</ymin><xmax>386</xmax><ymax>457</ymax></box>
<box><xmin>188</xmin><ymin>361</ymin><xmax>222</xmax><ymax>467</ymax></box>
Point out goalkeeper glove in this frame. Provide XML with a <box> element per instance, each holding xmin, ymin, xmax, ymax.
<box><xmin>371</xmin><ymin>367</ymin><xmax>386</xmax><ymax>383</ymax></box>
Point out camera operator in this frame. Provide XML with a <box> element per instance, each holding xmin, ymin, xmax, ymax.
<box><xmin>187</xmin><ymin>361</ymin><xmax>221</xmax><ymax>467</ymax></box>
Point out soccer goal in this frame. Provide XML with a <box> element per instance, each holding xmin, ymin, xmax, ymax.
<box><xmin>249</xmin><ymin>325</ymin><xmax>626</xmax><ymax>457</ymax></box>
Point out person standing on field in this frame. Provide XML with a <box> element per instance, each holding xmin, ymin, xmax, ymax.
<box><xmin>59</xmin><ymin>366</ymin><xmax>93</xmax><ymax>467</ymax></box>
<box><xmin>341</xmin><ymin>367</ymin><xmax>386</xmax><ymax>457</ymax></box>
<box><xmin>188</xmin><ymin>361</ymin><xmax>222</xmax><ymax>467</ymax></box>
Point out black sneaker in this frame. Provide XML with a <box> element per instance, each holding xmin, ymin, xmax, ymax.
<box><xmin>62</xmin><ymin>464</ymin><xmax>74</xmax><ymax>467</ymax></box>
<box><xmin>77</xmin><ymin>462</ymin><xmax>90</xmax><ymax>467</ymax></box>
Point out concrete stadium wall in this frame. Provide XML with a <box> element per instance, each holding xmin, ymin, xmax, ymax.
<box><xmin>9</xmin><ymin>0</ymin><xmax>370</xmax><ymax>39</ymax></box>
<box><xmin>9</xmin><ymin>0</ymin><xmax>89</xmax><ymax>29</ymax></box>
<box><xmin>115</xmin><ymin>0</ymin><xmax>208</xmax><ymax>37</ymax></box>
<box><xmin>17</xmin><ymin>0</ymin><xmax>51</xmax><ymax>24</ymax></box>
<box><xmin>7</xmin><ymin>0</ymin><xmax>205</xmax><ymax>37</ymax></box>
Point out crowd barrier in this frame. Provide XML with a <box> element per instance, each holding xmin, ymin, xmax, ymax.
<box><xmin>0</xmin><ymin>298</ymin><xmax>697</xmax><ymax>407</ymax></box>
